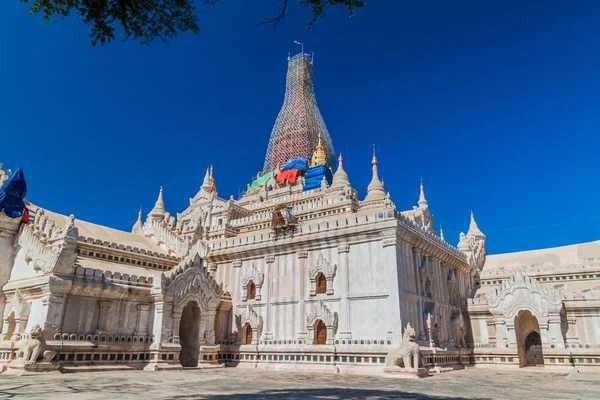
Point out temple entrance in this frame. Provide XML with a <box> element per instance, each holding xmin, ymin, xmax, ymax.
<box><xmin>315</xmin><ymin>320</ymin><xmax>327</xmax><ymax>345</ymax></box>
<box><xmin>179</xmin><ymin>301</ymin><xmax>201</xmax><ymax>367</ymax></box>
<box><xmin>243</xmin><ymin>323</ymin><xmax>253</xmax><ymax>345</ymax></box>
<box><xmin>515</xmin><ymin>310</ymin><xmax>544</xmax><ymax>367</ymax></box>
<box><xmin>525</xmin><ymin>331</ymin><xmax>544</xmax><ymax>366</ymax></box>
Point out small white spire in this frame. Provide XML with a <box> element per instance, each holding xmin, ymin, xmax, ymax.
<box><xmin>365</xmin><ymin>145</ymin><xmax>386</xmax><ymax>201</ymax></box>
<box><xmin>201</xmin><ymin>167</ymin><xmax>210</xmax><ymax>189</ymax></box>
<box><xmin>439</xmin><ymin>225</ymin><xmax>445</xmax><ymax>241</ymax></box>
<box><xmin>418</xmin><ymin>177</ymin><xmax>428</xmax><ymax>209</ymax></box>
<box><xmin>148</xmin><ymin>187</ymin><xmax>166</xmax><ymax>218</ymax></box>
<box><xmin>132</xmin><ymin>207</ymin><xmax>143</xmax><ymax>233</ymax></box>
<box><xmin>331</xmin><ymin>152</ymin><xmax>350</xmax><ymax>189</ymax></box>
<box><xmin>467</xmin><ymin>210</ymin><xmax>485</xmax><ymax>239</ymax></box>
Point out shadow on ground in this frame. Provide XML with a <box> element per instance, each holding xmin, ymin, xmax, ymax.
<box><xmin>172</xmin><ymin>388</ymin><xmax>488</xmax><ymax>400</ymax></box>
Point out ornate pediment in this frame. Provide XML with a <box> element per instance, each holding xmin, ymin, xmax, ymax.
<box><xmin>241</xmin><ymin>263</ymin><xmax>264</xmax><ymax>301</ymax></box>
<box><xmin>308</xmin><ymin>253</ymin><xmax>337</xmax><ymax>296</ymax></box>
<box><xmin>161</xmin><ymin>252</ymin><xmax>222</xmax><ymax>311</ymax></box>
<box><xmin>486</xmin><ymin>269</ymin><xmax>563</xmax><ymax>319</ymax></box>
<box><xmin>308</xmin><ymin>253</ymin><xmax>337</xmax><ymax>280</ymax></box>
<box><xmin>241</xmin><ymin>263</ymin><xmax>264</xmax><ymax>287</ymax></box>
<box><xmin>235</xmin><ymin>305</ymin><xmax>263</xmax><ymax>336</ymax></box>
<box><xmin>306</xmin><ymin>300</ymin><xmax>338</xmax><ymax>331</ymax></box>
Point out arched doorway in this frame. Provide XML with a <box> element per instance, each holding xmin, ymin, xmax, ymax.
<box><xmin>179</xmin><ymin>301</ymin><xmax>201</xmax><ymax>367</ymax></box>
<box><xmin>515</xmin><ymin>310</ymin><xmax>544</xmax><ymax>367</ymax></box>
<box><xmin>315</xmin><ymin>320</ymin><xmax>327</xmax><ymax>345</ymax></box>
<box><xmin>525</xmin><ymin>331</ymin><xmax>544</xmax><ymax>366</ymax></box>
<box><xmin>243</xmin><ymin>323</ymin><xmax>253</xmax><ymax>345</ymax></box>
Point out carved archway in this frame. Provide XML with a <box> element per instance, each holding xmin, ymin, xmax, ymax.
<box><xmin>306</xmin><ymin>300</ymin><xmax>337</xmax><ymax>345</ymax></box>
<box><xmin>308</xmin><ymin>254</ymin><xmax>337</xmax><ymax>295</ymax></box>
<box><xmin>235</xmin><ymin>306</ymin><xmax>262</xmax><ymax>345</ymax></box>
<box><xmin>150</xmin><ymin>252</ymin><xmax>224</xmax><ymax>363</ymax></box>
<box><xmin>241</xmin><ymin>263</ymin><xmax>264</xmax><ymax>301</ymax></box>
<box><xmin>179</xmin><ymin>301</ymin><xmax>201</xmax><ymax>367</ymax></box>
<box><xmin>487</xmin><ymin>269</ymin><xmax>565</xmax><ymax>350</ymax></box>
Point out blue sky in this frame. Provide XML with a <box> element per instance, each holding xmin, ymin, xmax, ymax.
<box><xmin>1</xmin><ymin>1</ymin><xmax>599</xmax><ymax>255</ymax></box>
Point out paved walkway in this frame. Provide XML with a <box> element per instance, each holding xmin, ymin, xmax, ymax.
<box><xmin>0</xmin><ymin>367</ymin><xmax>598</xmax><ymax>399</ymax></box>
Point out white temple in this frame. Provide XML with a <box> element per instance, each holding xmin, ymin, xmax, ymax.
<box><xmin>1</xmin><ymin>51</ymin><xmax>599</xmax><ymax>375</ymax></box>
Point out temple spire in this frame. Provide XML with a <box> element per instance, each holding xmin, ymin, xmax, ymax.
<box><xmin>201</xmin><ymin>167</ymin><xmax>210</xmax><ymax>189</ymax></box>
<box><xmin>331</xmin><ymin>152</ymin><xmax>350</xmax><ymax>189</ymax></box>
<box><xmin>148</xmin><ymin>187</ymin><xmax>166</xmax><ymax>219</ymax></box>
<box><xmin>263</xmin><ymin>49</ymin><xmax>334</xmax><ymax>172</ymax></box>
<box><xmin>364</xmin><ymin>145</ymin><xmax>386</xmax><ymax>201</ymax></box>
<box><xmin>418</xmin><ymin>177</ymin><xmax>428</xmax><ymax>209</ymax></box>
<box><xmin>439</xmin><ymin>225</ymin><xmax>445</xmax><ymax>241</ymax></box>
<box><xmin>132</xmin><ymin>207</ymin><xmax>143</xmax><ymax>234</ymax></box>
<box><xmin>467</xmin><ymin>210</ymin><xmax>485</xmax><ymax>239</ymax></box>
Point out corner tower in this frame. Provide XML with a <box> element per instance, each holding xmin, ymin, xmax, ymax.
<box><xmin>263</xmin><ymin>52</ymin><xmax>335</xmax><ymax>173</ymax></box>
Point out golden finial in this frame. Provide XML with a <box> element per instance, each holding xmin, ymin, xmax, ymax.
<box><xmin>310</xmin><ymin>131</ymin><xmax>327</xmax><ymax>166</ymax></box>
<box><xmin>371</xmin><ymin>144</ymin><xmax>378</xmax><ymax>165</ymax></box>
<box><xmin>209</xmin><ymin>165</ymin><xmax>216</xmax><ymax>189</ymax></box>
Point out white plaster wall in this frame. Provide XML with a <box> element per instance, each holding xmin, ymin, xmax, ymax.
<box><xmin>25</xmin><ymin>298</ymin><xmax>48</xmax><ymax>332</ymax></box>
<box><xmin>348</xmin><ymin>242</ymin><xmax>388</xmax><ymax>294</ymax></box>
<box><xmin>8</xmin><ymin>247</ymin><xmax>38</xmax><ymax>281</ymax></box>
<box><xmin>576</xmin><ymin>315</ymin><xmax>600</xmax><ymax>345</ymax></box>
<box><xmin>348</xmin><ymin>297</ymin><xmax>391</xmax><ymax>338</ymax></box>
<box><xmin>347</xmin><ymin>240</ymin><xmax>401</xmax><ymax>339</ymax></box>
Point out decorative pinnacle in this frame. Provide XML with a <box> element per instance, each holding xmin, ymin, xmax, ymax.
<box><xmin>418</xmin><ymin>178</ymin><xmax>428</xmax><ymax>207</ymax></box>
<box><xmin>149</xmin><ymin>186</ymin><xmax>166</xmax><ymax>217</ymax></box>
<box><xmin>132</xmin><ymin>206</ymin><xmax>143</xmax><ymax>232</ymax></box>
<box><xmin>372</xmin><ymin>144</ymin><xmax>378</xmax><ymax>165</ymax></box>
<box><xmin>209</xmin><ymin>165</ymin><xmax>216</xmax><ymax>189</ymax></box>
<box><xmin>467</xmin><ymin>210</ymin><xmax>485</xmax><ymax>239</ymax></box>
<box><xmin>365</xmin><ymin>144</ymin><xmax>386</xmax><ymax>201</ymax></box>
<box><xmin>338</xmin><ymin>151</ymin><xmax>343</xmax><ymax>162</ymax></box>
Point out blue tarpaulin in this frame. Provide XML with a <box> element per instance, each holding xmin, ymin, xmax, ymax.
<box><xmin>0</xmin><ymin>168</ymin><xmax>27</xmax><ymax>218</ymax></box>
<box><xmin>281</xmin><ymin>158</ymin><xmax>309</xmax><ymax>172</ymax></box>
<box><xmin>302</xmin><ymin>165</ymin><xmax>332</xmax><ymax>192</ymax></box>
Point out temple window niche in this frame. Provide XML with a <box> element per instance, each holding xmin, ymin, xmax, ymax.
<box><xmin>316</xmin><ymin>273</ymin><xmax>327</xmax><ymax>294</ymax></box>
<box><xmin>247</xmin><ymin>281</ymin><xmax>256</xmax><ymax>300</ymax></box>
<box><xmin>309</xmin><ymin>254</ymin><xmax>337</xmax><ymax>296</ymax></box>
<box><xmin>241</xmin><ymin>263</ymin><xmax>264</xmax><ymax>302</ymax></box>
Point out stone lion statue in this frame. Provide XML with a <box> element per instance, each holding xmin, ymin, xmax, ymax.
<box><xmin>385</xmin><ymin>322</ymin><xmax>420</xmax><ymax>370</ymax></box>
<box><xmin>15</xmin><ymin>325</ymin><xmax>55</xmax><ymax>364</ymax></box>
